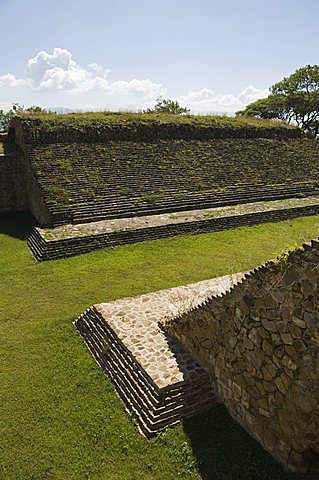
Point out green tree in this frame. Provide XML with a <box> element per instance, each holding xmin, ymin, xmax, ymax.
<box><xmin>144</xmin><ymin>97</ymin><xmax>190</xmax><ymax>115</ymax></box>
<box><xmin>0</xmin><ymin>109</ymin><xmax>15</xmax><ymax>132</ymax></box>
<box><xmin>236</xmin><ymin>96</ymin><xmax>288</xmax><ymax>120</ymax></box>
<box><xmin>236</xmin><ymin>65</ymin><xmax>319</xmax><ymax>138</ymax></box>
<box><xmin>0</xmin><ymin>104</ymin><xmax>46</xmax><ymax>132</ymax></box>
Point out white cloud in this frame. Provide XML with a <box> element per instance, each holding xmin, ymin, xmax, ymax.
<box><xmin>176</xmin><ymin>85</ymin><xmax>269</xmax><ymax>113</ymax></box>
<box><xmin>87</xmin><ymin>63</ymin><xmax>110</xmax><ymax>77</ymax></box>
<box><xmin>0</xmin><ymin>73</ymin><xmax>33</xmax><ymax>89</ymax></box>
<box><xmin>0</xmin><ymin>48</ymin><xmax>269</xmax><ymax>112</ymax></box>
<box><xmin>110</xmin><ymin>79</ymin><xmax>165</xmax><ymax>98</ymax></box>
<box><xmin>27</xmin><ymin>48</ymin><xmax>110</xmax><ymax>92</ymax></box>
<box><xmin>28</xmin><ymin>48</ymin><xmax>75</xmax><ymax>82</ymax></box>
<box><xmin>0</xmin><ymin>100</ymin><xmax>13</xmax><ymax>111</ymax></box>
<box><xmin>238</xmin><ymin>85</ymin><xmax>269</xmax><ymax>105</ymax></box>
<box><xmin>0</xmin><ymin>47</ymin><xmax>165</xmax><ymax>98</ymax></box>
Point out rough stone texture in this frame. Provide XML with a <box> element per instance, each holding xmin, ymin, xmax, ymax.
<box><xmin>163</xmin><ymin>240</ymin><xmax>319</xmax><ymax>473</ymax></box>
<box><xmin>23</xmin><ymin>158</ymin><xmax>54</xmax><ymax>225</ymax></box>
<box><xmin>10</xmin><ymin>116</ymin><xmax>319</xmax><ymax>228</ymax></box>
<box><xmin>74</xmin><ymin>274</ymin><xmax>244</xmax><ymax>436</ymax></box>
<box><xmin>0</xmin><ymin>152</ymin><xmax>52</xmax><ymax>223</ymax></box>
<box><xmin>28</xmin><ymin>199</ymin><xmax>319</xmax><ymax>261</ymax></box>
<box><xmin>0</xmin><ymin>154</ymin><xmax>27</xmax><ymax>211</ymax></box>
<box><xmin>35</xmin><ymin>195</ymin><xmax>319</xmax><ymax>241</ymax></box>
<box><xmin>12</xmin><ymin>116</ymin><xmax>301</xmax><ymax>145</ymax></box>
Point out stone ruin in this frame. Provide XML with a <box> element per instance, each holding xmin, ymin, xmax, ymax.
<box><xmin>162</xmin><ymin>239</ymin><xmax>319</xmax><ymax>473</ymax></box>
<box><xmin>75</xmin><ymin>238</ymin><xmax>319</xmax><ymax>474</ymax></box>
<box><xmin>1</xmin><ymin>114</ymin><xmax>319</xmax><ymax>472</ymax></box>
<box><xmin>0</xmin><ymin>114</ymin><xmax>319</xmax><ymax>260</ymax></box>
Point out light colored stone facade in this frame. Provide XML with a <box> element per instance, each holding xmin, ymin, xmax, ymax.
<box><xmin>74</xmin><ymin>276</ymin><xmax>244</xmax><ymax>436</ymax></box>
<box><xmin>163</xmin><ymin>240</ymin><xmax>319</xmax><ymax>473</ymax></box>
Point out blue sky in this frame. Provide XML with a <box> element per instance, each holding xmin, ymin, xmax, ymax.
<box><xmin>0</xmin><ymin>0</ymin><xmax>318</xmax><ymax>113</ymax></box>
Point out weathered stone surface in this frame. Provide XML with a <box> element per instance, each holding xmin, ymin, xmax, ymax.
<box><xmin>75</xmin><ymin>275</ymin><xmax>244</xmax><ymax>437</ymax></box>
<box><xmin>285</xmin><ymin>345</ymin><xmax>300</xmax><ymax>363</ymax></box>
<box><xmin>261</xmin><ymin>318</ymin><xmax>277</xmax><ymax>333</ymax></box>
<box><xmin>301</xmin><ymin>279</ymin><xmax>316</xmax><ymax>298</ymax></box>
<box><xmin>243</xmin><ymin>337</ymin><xmax>254</xmax><ymax>350</ymax></box>
<box><xmin>256</xmin><ymin>326</ymin><xmax>270</xmax><ymax>339</ymax></box>
<box><xmin>304</xmin><ymin>311</ymin><xmax>318</xmax><ymax>327</ymax></box>
<box><xmin>262</xmin><ymin>339</ymin><xmax>274</xmax><ymax>356</ymax></box>
<box><xmin>164</xmin><ymin>239</ymin><xmax>319</xmax><ymax>473</ymax></box>
<box><xmin>0</xmin><ymin>154</ymin><xmax>28</xmax><ymax>212</ymax></box>
<box><xmin>283</xmin><ymin>267</ymin><xmax>299</xmax><ymax>286</ymax></box>
<box><xmin>281</xmin><ymin>333</ymin><xmax>293</xmax><ymax>345</ymax></box>
<box><xmin>282</xmin><ymin>355</ymin><xmax>297</xmax><ymax>371</ymax></box>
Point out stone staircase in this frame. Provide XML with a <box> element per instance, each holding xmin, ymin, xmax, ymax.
<box><xmin>26</xmin><ymin>138</ymin><xmax>319</xmax><ymax>227</ymax></box>
<box><xmin>73</xmin><ymin>277</ymin><xmax>241</xmax><ymax>436</ymax></box>
<box><xmin>47</xmin><ymin>183</ymin><xmax>319</xmax><ymax>226</ymax></box>
<box><xmin>28</xmin><ymin>199</ymin><xmax>319</xmax><ymax>261</ymax></box>
<box><xmin>76</xmin><ymin>307</ymin><xmax>217</xmax><ymax>436</ymax></box>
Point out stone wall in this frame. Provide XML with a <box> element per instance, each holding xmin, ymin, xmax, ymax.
<box><xmin>0</xmin><ymin>155</ymin><xmax>27</xmax><ymax>211</ymax></box>
<box><xmin>28</xmin><ymin>203</ymin><xmax>319</xmax><ymax>261</ymax></box>
<box><xmin>163</xmin><ymin>241</ymin><xmax>319</xmax><ymax>473</ymax></box>
<box><xmin>11</xmin><ymin>116</ymin><xmax>301</xmax><ymax>146</ymax></box>
<box><xmin>23</xmin><ymin>156</ymin><xmax>54</xmax><ymax>225</ymax></box>
<box><xmin>8</xmin><ymin>116</ymin><xmax>319</xmax><ymax>228</ymax></box>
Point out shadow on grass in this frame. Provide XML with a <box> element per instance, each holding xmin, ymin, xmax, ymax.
<box><xmin>0</xmin><ymin>212</ymin><xmax>36</xmax><ymax>240</ymax></box>
<box><xmin>183</xmin><ymin>404</ymin><xmax>300</xmax><ymax>480</ymax></box>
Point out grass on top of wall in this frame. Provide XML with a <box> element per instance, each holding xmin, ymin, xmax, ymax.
<box><xmin>1</xmin><ymin>213</ymin><xmax>319</xmax><ymax>480</ymax></box>
<box><xmin>18</xmin><ymin>110</ymin><xmax>295</xmax><ymax>130</ymax></box>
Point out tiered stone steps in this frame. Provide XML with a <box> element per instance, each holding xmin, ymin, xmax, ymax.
<box><xmin>26</xmin><ymin>139</ymin><xmax>319</xmax><ymax>226</ymax></box>
<box><xmin>74</xmin><ymin>276</ymin><xmax>244</xmax><ymax>436</ymax></box>
<box><xmin>28</xmin><ymin>196</ymin><xmax>319</xmax><ymax>261</ymax></box>
<box><xmin>44</xmin><ymin>182</ymin><xmax>319</xmax><ymax>226</ymax></box>
<box><xmin>76</xmin><ymin>308</ymin><xmax>216</xmax><ymax>436</ymax></box>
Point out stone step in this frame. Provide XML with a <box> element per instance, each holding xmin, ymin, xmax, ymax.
<box><xmin>47</xmin><ymin>186</ymin><xmax>319</xmax><ymax>224</ymax></box>
<box><xmin>80</xmin><ymin>308</ymin><xmax>211</xmax><ymax>398</ymax></box>
<box><xmin>28</xmin><ymin>200</ymin><xmax>319</xmax><ymax>261</ymax></box>
<box><xmin>72</xmin><ymin>275</ymin><xmax>237</xmax><ymax>436</ymax></box>
<box><xmin>75</xmin><ymin>305</ymin><xmax>218</xmax><ymax>436</ymax></box>
<box><xmin>46</xmin><ymin>183</ymin><xmax>318</xmax><ymax>209</ymax></box>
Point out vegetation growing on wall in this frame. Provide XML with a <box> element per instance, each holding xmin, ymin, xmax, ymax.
<box><xmin>12</xmin><ymin>112</ymin><xmax>298</xmax><ymax>146</ymax></box>
<box><xmin>144</xmin><ymin>97</ymin><xmax>190</xmax><ymax>115</ymax></box>
<box><xmin>10</xmin><ymin>113</ymin><xmax>317</xmax><ymax>226</ymax></box>
<box><xmin>29</xmin><ymin>138</ymin><xmax>319</xmax><ymax>213</ymax></box>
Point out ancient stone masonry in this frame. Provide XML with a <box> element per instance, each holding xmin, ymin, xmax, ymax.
<box><xmin>0</xmin><ymin>154</ymin><xmax>27</xmax><ymax>211</ymax></box>
<box><xmin>162</xmin><ymin>240</ymin><xmax>319</xmax><ymax>473</ymax></box>
<box><xmin>10</xmin><ymin>116</ymin><xmax>319</xmax><ymax>229</ymax></box>
<box><xmin>74</xmin><ymin>275</ymin><xmax>243</xmax><ymax>437</ymax></box>
<box><xmin>5</xmin><ymin>114</ymin><xmax>319</xmax><ymax>258</ymax></box>
<box><xmin>28</xmin><ymin>200</ymin><xmax>319</xmax><ymax>261</ymax></box>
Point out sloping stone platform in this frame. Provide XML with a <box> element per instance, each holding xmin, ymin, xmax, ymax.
<box><xmin>74</xmin><ymin>274</ymin><xmax>244</xmax><ymax>436</ymax></box>
<box><xmin>29</xmin><ymin>195</ymin><xmax>319</xmax><ymax>261</ymax></box>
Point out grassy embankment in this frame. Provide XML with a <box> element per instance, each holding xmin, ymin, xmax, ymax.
<box><xmin>1</xmin><ymin>212</ymin><xmax>319</xmax><ymax>480</ymax></box>
<box><xmin>18</xmin><ymin>111</ymin><xmax>295</xmax><ymax>129</ymax></box>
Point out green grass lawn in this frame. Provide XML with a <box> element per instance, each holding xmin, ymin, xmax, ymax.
<box><xmin>1</xmin><ymin>213</ymin><xmax>318</xmax><ymax>480</ymax></box>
